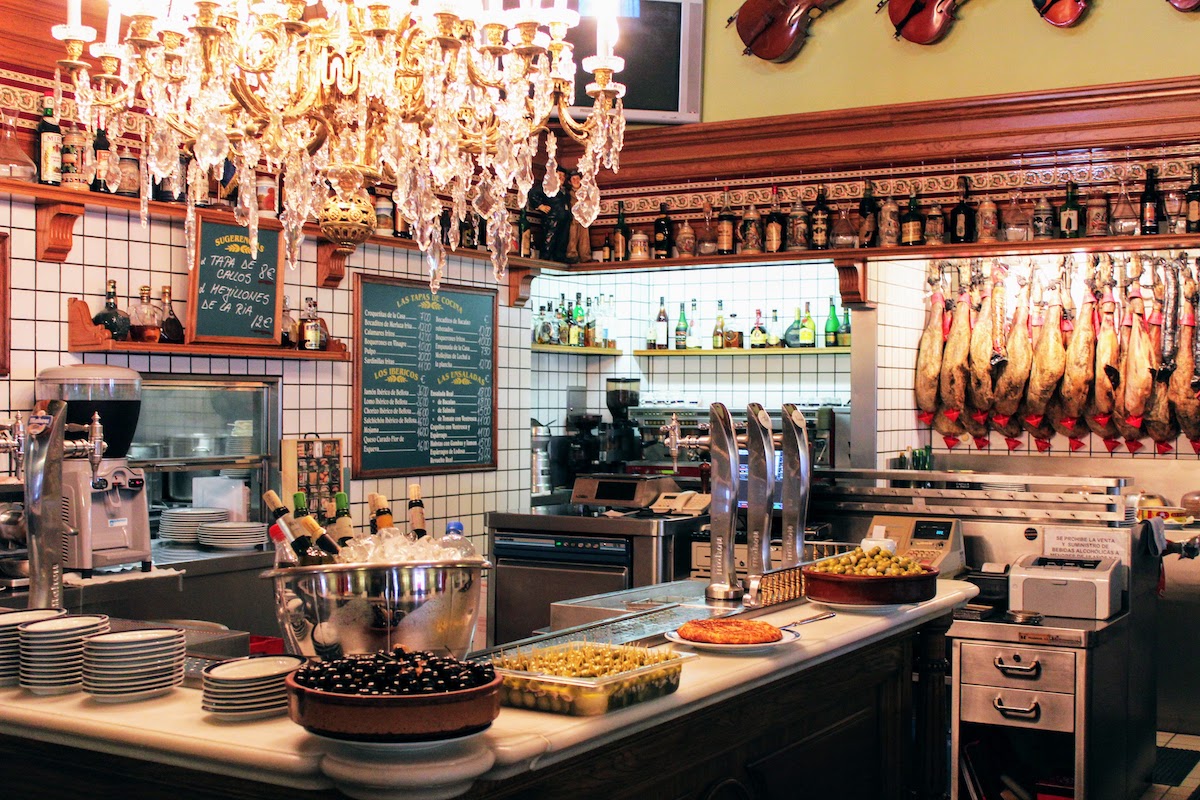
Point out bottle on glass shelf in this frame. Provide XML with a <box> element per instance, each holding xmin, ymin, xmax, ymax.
<box><xmin>858</xmin><ymin>182</ymin><xmax>880</xmax><ymax>248</ymax></box>
<box><xmin>724</xmin><ymin>313</ymin><xmax>744</xmax><ymax>349</ymax></box>
<box><xmin>900</xmin><ymin>190</ymin><xmax>923</xmax><ymax>246</ymax></box>
<box><xmin>924</xmin><ymin>202</ymin><xmax>945</xmax><ymax>246</ymax></box>
<box><xmin>749</xmin><ymin>309</ymin><xmax>769</xmax><ymax>349</ymax></box>
<box><xmin>654</xmin><ymin>297</ymin><xmax>669</xmax><ymax>350</ymax></box>
<box><xmin>158</xmin><ymin>286</ymin><xmax>185</xmax><ymax>344</ymax></box>
<box><xmin>675</xmin><ymin>302</ymin><xmax>688</xmax><ymax>350</ymax></box>
<box><xmin>800</xmin><ymin>302</ymin><xmax>817</xmax><ymax>348</ymax></box>
<box><xmin>36</xmin><ymin>92</ymin><xmax>62</xmax><ymax>187</ymax></box>
<box><xmin>688</xmin><ymin>299</ymin><xmax>702</xmax><ymax>349</ymax></box>
<box><xmin>653</xmin><ymin>203</ymin><xmax>673</xmax><ymax>259</ymax></box>
<box><xmin>880</xmin><ymin>192</ymin><xmax>901</xmax><ymax>247</ymax></box>
<box><xmin>810</xmin><ymin>186</ymin><xmax>831</xmax><ymax>250</ymax></box>
<box><xmin>783</xmin><ymin>307</ymin><xmax>803</xmax><ymax>348</ymax></box>
<box><xmin>712</xmin><ymin>300</ymin><xmax>726</xmax><ymax>349</ymax></box>
<box><xmin>716</xmin><ymin>188</ymin><xmax>737</xmax><ymax>255</ymax></box>
<box><xmin>948</xmin><ymin>176</ymin><xmax>975</xmax><ymax>244</ymax></box>
<box><xmin>1058</xmin><ymin>181</ymin><xmax>1082</xmax><ymax>239</ymax></box>
<box><xmin>1141</xmin><ymin>166</ymin><xmax>1166</xmax><ymax>236</ymax></box>
<box><xmin>407</xmin><ymin>484</ymin><xmax>427</xmax><ymax>539</ymax></box>
<box><xmin>740</xmin><ymin>204</ymin><xmax>763</xmax><ymax>254</ymax></box>
<box><xmin>299</xmin><ymin>297</ymin><xmax>329</xmax><ymax>351</ymax></box>
<box><xmin>837</xmin><ymin>308</ymin><xmax>852</xmax><ymax>347</ymax></box>
<box><xmin>279</xmin><ymin>295</ymin><xmax>297</xmax><ymax>348</ymax></box>
<box><xmin>765</xmin><ymin>185</ymin><xmax>787</xmax><ymax>253</ymax></box>
<box><xmin>90</xmin><ymin>127</ymin><xmax>112</xmax><ymax>193</ymax></box>
<box><xmin>787</xmin><ymin>192</ymin><xmax>810</xmax><ymax>251</ymax></box>
<box><xmin>93</xmin><ymin>279</ymin><xmax>131</xmax><ymax>341</ymax></box>
<box><xmin>1187</xmin><ymin>164</ymin><xmax>1200</xmax><ymax>234</ymax></box>
<box><xmin>129</xmin><ymin>286</ymin><xmax>163</xmax><ymax>343</ymax></box>
<box><xmin>823</xmin><ymin>297</ymin><xmax>839</xmax><ymax>347</ymax></box>
<box><xmin>557</xmin><ymin>293</ymin><xmax>569</xmax><ymax>344</ymax></box>
<box><xmin>767</xmin><ymin>309</ymin><xmax>782</xmax><ymax>348</ymax></box>
<box><xmin>572</xmin><ymin>292</ymin><xmax>585</xmax><ymax>346</ymax></box>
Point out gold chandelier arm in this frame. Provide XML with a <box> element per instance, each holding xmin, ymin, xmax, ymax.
<box><xmin>555</xmin><ymin>92</ymin><xmax>591</xmax><ymax>145</ymax></box>
<box><xmin>305</xmin><ymin>113</ymin><xmax>329</xmax><ymax>156</ymax></box>
<box><xmin>230</xmin><ymin>76</ymin><xmax>272</xmax><ymax>120</ymax></box>
<box><xmin>229</xmin><ymin>25</ymin><xmax>284</xmax><ymax>74</ymax></box>
<box><xmin>464</xmin><ymin>57</ymin><xmax>504</xmax><ymax>92</ymax></box>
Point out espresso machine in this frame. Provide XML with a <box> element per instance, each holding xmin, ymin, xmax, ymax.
<box><xmin>604</xmin><ymin>378</ymin><xmax>642</xmax><ymax>467</ymax></box>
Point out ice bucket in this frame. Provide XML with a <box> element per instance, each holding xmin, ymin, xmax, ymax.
<box><xmin>263</xmin><ymin>560</ymin><xmax>490</xmax><ymax>660</ymax></box>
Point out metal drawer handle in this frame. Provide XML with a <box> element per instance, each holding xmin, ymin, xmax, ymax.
<box><xmin>993</xmin><ymin>656</ymin><xmax>1040</xmax><ymax>675</ymax></box>
<box><xmin>993</xmin><ymin>696</ymin><xmax>1040</xmax><ymax>718</ymax></box>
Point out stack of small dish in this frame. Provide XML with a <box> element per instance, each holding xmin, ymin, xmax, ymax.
<box><xmin>81</xmin><ymin>627</ymin><xmax>187</xmax><ymax>703</ymax></box>
<box><xmin>0</xmin><ymin>608</ymin><xmax>67</xmax><ymax>687</ymax></box>
<box><xmin>220</xmin><ymin>422</ymin><xmax>255</xmax><ymax>480</ymax></box>
<box><xmin>18</xmin><ymin>614</ymin><xmax>110</xmax><ymax>696</ymax></box>
<box><xmin>197</xmin><ymin>521</ymin><xmax>268</xmax><ymax>550</ymax></box>
<box><xmin>158</xmin><ymin>507</ymin><xmax>229</xmax><ymax>544</ymax></box>
<box><xmin>201</xmin><ymin>654</ymin><xmax>305</xmax><ymax>720</ymax></box>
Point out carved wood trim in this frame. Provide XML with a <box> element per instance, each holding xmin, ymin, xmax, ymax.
<box><xmin>316</xmin><ymin>240</ymin><xmax>348</xmax><ymax>288</ymax></box>
<box><xmin>35</xmin><ymin>201</ymin><xmax>84</xmax><ymax>262</ymax></box>
<box><xmin>834</xmin><ymin>256</ymin><xmax>871</xmax><ymax>309</ymax></box>
<box><xmin>506</xmin><ymin>264</ymin><xmax>540</xmax><ymax>308</ymax></box>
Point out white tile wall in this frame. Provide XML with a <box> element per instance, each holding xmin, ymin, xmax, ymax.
<box><xmin>0</xmin><ymin>194</ymin><xmax>532</xmax><ymax>557</ymax></box>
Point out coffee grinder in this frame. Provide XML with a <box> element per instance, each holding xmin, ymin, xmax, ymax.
<box><xmin>36</xmin><ymin>365</ymin><xmax>151</xmax><ymax>577</ymax></box>
<box><xmin>605</xmin><ymin>378</ymin><xmax>643</xmax><ymax>467</ymax></box>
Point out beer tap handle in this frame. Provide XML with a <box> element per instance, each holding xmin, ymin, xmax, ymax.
<box><xmin>743</xmin><ymin>403</ymin><xmax>776</xmax><ymax>583</ymax></box>
<box><xmin>779</xmin><ymin>403</ymin><xmax>812</xmax><ymax>569</ymax></box>
<box><xmin>87</xmin><ymin>412</ymin><xmax>106</xmax><ymax>484</ymax></box>
<box><xmin>659</xmin><ymin>414</ymin><xmax>682</xmax><ymax>472</ymax></box>
<box><xmin>705</xmin><ymin>402</ymin><xmax>743</xmax><ymax>602</ymax></box>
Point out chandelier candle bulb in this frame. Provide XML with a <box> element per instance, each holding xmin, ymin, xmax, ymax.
<box><xmin>67</xmin><ymin>0</ymin><xmax>81</xmax><ymax>27</ymax></box>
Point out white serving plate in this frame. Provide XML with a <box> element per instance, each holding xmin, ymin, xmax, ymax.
<box><xmin>86</xmin><ymin>685</ymin><xmax>178</xmax><ymax>703</ymax></box>
<box><xmin>83</xmin><ymin>629</ymin><xmax>185</xmax><ymax>647</ymax></box>
<box><xmin>202</xmin><ymin>654</ymin><xmax>305</xmax><ymax>682</ymax></box>
<box><xmin>0</xmin><ymin>609</ymin><xmax>67</xmax><ymax>628</ymax></box>
<box><xmin>203</xmin><ymin>705</ymin><xmax>288</xmax><ymax>721</ymax></box>
<box><xmin>664</xmin><ymin>628</ymin><xmax>801</xmax><ymax>653</ymax></box>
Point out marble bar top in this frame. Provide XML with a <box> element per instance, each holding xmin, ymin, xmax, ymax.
<box><xmin>0</xmin><ymin>580</ymin><xmax>978</xmax><ymax>800</ymax></box>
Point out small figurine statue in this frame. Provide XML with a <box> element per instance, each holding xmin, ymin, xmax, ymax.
<box><xmin>528</xmin><ymin>166</ymin><xmax>572</xmax><ymax>262</ymax></box>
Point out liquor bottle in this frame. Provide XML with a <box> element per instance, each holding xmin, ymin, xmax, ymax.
<box><xmin>783</xmin><ymin>308</ymin><xmax>803</xmax><ymax>348</ymax></box>
<box><xmin>696</xmin><ymin>199</ymin><xmax>718</xmax><ymax>256</ymax></box>
<box><xmin>831</xmin><ymin>204</ymin><xmax>858</xmax><ymax>249</ymax></box>
<box><xmin>518</xmin><ymin>207</ymin><xmax>532</xmax><ymax>257</ymax></box>
<box><xmin>263</xmin><ymin>491</ymin><xmax>307</xmax><ymax>558</ymax></box>
<box><xmin>393</xmin><ymin>209</ymin><xmax>412</xmax><ymax>239</ymax></box>
<box><xmin>35</xmin><ymin>92</ymin><xmax>62</xmax><ymax>186</ymax></box>
<box><xmin>602</xmin><ymin>235</ymin><xmax>612</xmax><ymax>262</ymax></box>
<box><xmin>90</xmin><ymin>127</ymin><xmax>112</xmax><ymax>193</ymax></box>
<box><xmin>977</xmin><ymin>194</ymin><xmax>999</xmax><ymax>243</ymax></box>
<box><xmin>749</xmin><ymin>309</ymin><xmax>769</xmax><ymax>349</ymax></box>
<box><xmin>880</xmin><ymin>193</ymin><xmax>901</xmax><ymax>247</ymax></box>
<box><xmin>613</xmin><ymin>200</ymin><xmax>631</xmax><ymax>261</ymax></box>
<box><xmin>924</xmin><ymin>202</ymin><xmax>945</xmax><ymax>246</ymax></box>
<box><xmin>557</xmin><ymin>293</ymin><xmax>569</xmax><ymax>344</ymax></box>
<box><xmin>584</xmin><ymin>297</ymin><xmax>596</xmax><ymax>347</ymax></box>
<box><xmin>688</xmin><ymin>299</ymin><xmax>702</xmax><ymax>349</ymax></box>
<box><xmin>764</xmin><ymin>185</ymin><xmax>787</xmax><ymax>253</ymax></box>
<box><xmin>1058</xmin><ymin>180</ymin><xmax>1082</xmax><ymax>239</ymax></box>
<box><xmin>296</xmin><ymin>515</ymin><xmax>341</xmax><ymax>556</ymax></box>
<box><xmin>948</xmin><ymin>176</ymin><xmax>975</xmax><ymax>244</ymax></box>
<box><xmin>823</xmin><ymin>297</ymin><xmax>839</xmax><ymax>347</ymax></box>
<box><xmin>299</xmin><ymin>297</ymin><xmax>329</xmax><ymax>351</ymax></box>
<box><xmin>1110</xmin><ymin>182</ymin><xmax>1138</xmax><ymax>236</ymax></box>
<box><xmin>836</xmin><ymin>308</ymin><xmax>852</xmax><ymax>347</ymax></box>
<box><xmin>1141</xmin><ymin>166</ymin><xmax>1165</xmax><ymax>236</ymax></box>
<box><xmin>787</xmin><ymin>191</ymin><xmax>811</xmax><ymax>251</ymax></box>
<box><xmin>268</xmin><ymin>524</ymin><xmax>299</xmax><ymax>568</ymax></box>
<box><xmin>724</xmin><ymin>313</ymin><xmax>744</xmax><ymax>349</ymax></box>
<box><xmin>439</xmin><ymin>520</ymin><xmax>478</xmax><ymax>558</ymax></box>
<box><xmin>129</xmin><ymin>286</ymin><xmax>163</xmax><ymax>343</ymax></box>
<box><xmin>371</xmin><ymin>493</ymin><xmax>395</xmax><ymax>531</ymax></box>
<box><xmin>716</xmin><ymin>188</ymin><xmax>737</xmax><ymax>255</ymax></box>
<box><xmin>653</xmin><ymin>202</ymin><xmax>673</xmax><ymax>259</ymax></box>
<box><xmin>92</xmin><ymin>279</ymin><xmax>131</xmax><ymax>341</ymax></box>
<box><xmin>1032</xmin><ymin>196</ymin><xmax>1055</xmax><ymax>240</ymax></box>
<box><xmin>407</xmin><ymin>483</ymin><xmax>427</xmax><ymax>539</ymax></box>
<box><xmin>900</xmin><ymin>190</ymin><xmax>923</xmax><ymax>246</ymax></box>
<box><xmin>740</xmin><ymin>204</ymin><xmax>763</xmax><ymax>254</ymax></box>
<box><xmin>532</xmin><ymin>305</ymin><xmax>546</xmax><ymax>344</ymax></box>
<box><xmin>1187</xmin><ymin>164</ymin><xmax>1200</xmax><ymax>234</ymax></box>
<box><xmin>810</xmin><ymin>186</ymin><xmax>831</xmax><ymax>250</ymax></box>
<box><xmin>799</xmin><ymin>302</ymin><xmax>817</xmax><ymax>348</ymax></box>
<box><xmin>572</xmin><ymin>292</ymin><xmax>585</xmax><ymax>346</ymax></box>
<box><xmin>767</xmin><ymin>309</ymin><xmax>782</xmax><ymax>347</ymax></box>
<box><xmin>712</xmin><ymin>300</ymin><xmax>726</xmax><ymax>349</ymax></box>
<box><xmin>655</xmin><ymin>297</ymin><xmax>669</xmax><ymax>350</ymax></box>
<box><xmin>675</xmin><ymin>302</ymin><xmax>689</xmax><ymax>350</ymax></box>
<box><xmin>159</xmin><ymin>286</ymin><xmax>185</xmax><ymax>344</ymax></box>
<box><xmin>858</xmin><ymin>182</ymin><xmax>880</xmax><ymax>248</ymax></box>
<box><xmin>1003</xmin><ymin>192</ymin><xmax>1031</xmax><ymax>242</ymax></box>
<box><xmin>279</xmin><ymin>295</ymin><xmax>297</xmax><ymax>348</ymax></box>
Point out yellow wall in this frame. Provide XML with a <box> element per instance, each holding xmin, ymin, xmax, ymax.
<box><xmin>702</xmin><ymin>1</ymin><xmax>1200</xmax><ymax>122</ymax></box>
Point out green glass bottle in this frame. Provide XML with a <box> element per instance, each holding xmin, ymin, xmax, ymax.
<box><xmin>91</xmin><ymin>279</ymin><xmax>131</xmax><ymax>341</ymax></box>
<box><xmin>1058</xmin><ymin>180</ymin><xmax>1082</xmax><ymax>239</ymax></box>
<box><xmin>810</xmin><ymin>186</ymin><xmax>831</xmax><ymax>250</ymax></box>
<box><xmin>836</xmin><ymin>308</ymin><xmax>852</xmax><ymax>347</ymax></box>
<box><xmin>948</xmin><ymin>176</ymin><xmax>975</xmax><ymax>244</ymax></box>
<box><xmin>823</xmin><ymin>297</ymin><xmax>839</xmax><ymax>347</ymax></box>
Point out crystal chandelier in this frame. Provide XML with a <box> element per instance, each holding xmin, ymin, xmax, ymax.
<box><xmin>51</xmin><ymin>0</ymin><xmax>626</xmax><ymax>291</ymax></box>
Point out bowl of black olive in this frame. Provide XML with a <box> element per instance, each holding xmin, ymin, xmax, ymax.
<box><xmin>286</xmin><ymin>646</ymin><xmax>501</xmax><ymax>742</ymax></box>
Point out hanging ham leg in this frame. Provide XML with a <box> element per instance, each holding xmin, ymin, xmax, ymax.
<box><xmin>1123</xmin><ymin>280</ymin><xmax>1157</xmax><ymax>428</ymax></box>
<box><xmin>1170</xmin><ymin>266</ymin><xmax>1200</xmax><ymax>444</ymax></box>
<box><xmin>1086</xmin><ymin>255</ymin><xmax>1119</xmax><ymax>440</ymax></box>
<box><xmin>915</xmin><ymin>262</ymin><xmax>947</xmax><ymax>419</ymax></box>
<box><xmin>1113</xmin><ymin>258</ymin><xmax>1144</xmax><ymax>442</ymax></box>
<box><xmin>1025</xmin><ymin>268</ymin><xmax>1067</xmax><ymax>422</ymax></box>
<box><xmin>938</xmin><ymin>261</ymin><xmax>973</xmax><ymax>424</ymax></box>
<box><xmin>993</xmin><ymin>268</ymin><xmax>1033</xmax><ymax>424</ymax></box>
<box><xmin>1062</xmin><ymin>257</ymin><xmax>1096</xmax><ymax>421</ymax></box>
<box><xmin>968</xmin><ymin>262</ymin><xmax>998</xmax><ymax>421</ymax></box>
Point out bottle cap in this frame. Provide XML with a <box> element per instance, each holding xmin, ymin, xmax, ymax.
<box><xmin>446</xmin><ymin>521</ymin><xmax>464</xmax><ymax>535</ymax></box>
<box><xmin>263</xmin><ymin>490</ymin><xmax>283</xmax><ymax>508</ymax></box>
<box><xmin>297</xmin><ymin>515</ymin><xmax>322</xmax><ymax>536</ymax></box>
<box><xmin>335</xmin><ymin>491</ymin><xmax>349</xmax><ymax>507</ymax></box>
<box><xmin>371</xmin><ymin>493</ymin><xmax>390</xmax><ymax>511</ymax></box>
<box><xmin>268</xmin><ymin>524</ymin><xmax>287</xmax><ymax>543</ymax></box>
<box><xmin>408</xmin><ymin>483</ymin><xmax>422</xmax><ymax>501</ymax></box>
<box><xmin>293</xmin><ymin>491</ymin><xmax>307</xmax><ymax>510</ymax></box>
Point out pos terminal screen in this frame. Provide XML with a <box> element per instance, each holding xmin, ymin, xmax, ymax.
<box><xmin>913</xmin><ymin>520</ymin><xmax>952</xmax><ymax>540</ymax></box>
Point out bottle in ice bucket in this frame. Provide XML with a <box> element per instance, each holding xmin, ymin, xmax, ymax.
<box><xmin>268</xmin><ymin>524</ymin><xmax>298</xmax><ymax>568</ymax></box>
<box><xmin>330</xmin><ymin>491</ymin><xmax>355</xmax><ymax>546</ymax></box>
<box><xmin>440</xmin><ymin>521</ymin><xmax>477</xmax><ymax>558</ymax></box>
<box><xmin>407</xmin><ymin>484</ymin><xmax>427</xmax><ymax>539</ymax></box>
<box><xmin>370</xmin><ymin>492</ymin><xmax>395</xmax><ymax>531</ymax></box>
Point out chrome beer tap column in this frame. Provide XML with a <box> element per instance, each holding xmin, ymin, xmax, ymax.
<box><xmin>743</xmin><ymin>403</ymin><xmax>776</xmax><ymax>585</ymax></box>
<box><xmin>24</xmin><ymin>400</ymin><xmax>69</xmax><ymax>609</ymax></box>
<box><xmin>779</xmin><ymin>403</ymin><xmax>812</xmax><ymax>569</ymax></box>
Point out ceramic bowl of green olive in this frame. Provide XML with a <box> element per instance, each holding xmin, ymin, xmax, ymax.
<box><xmin>803</xmin><ymin>547</ymin><xmax>938</xmax><ymax>606</ymax></box>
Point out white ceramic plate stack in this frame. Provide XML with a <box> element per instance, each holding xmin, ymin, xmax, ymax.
<box><xmin>0</xmin><ymin>608</ymin><xmax>67</xmax><ymax>687</ymax></box>
<box><xmin>221</xmin><ymin>426</ymin><xmax>255</xmax><ymax>480</ymax></box>
<box><xmin>82</xmin><ymin>627</ymin><xmax>187</xmax><ymax>703</ymax></box>
<box><xmin>197</xmin><ymin>521</ymin><xmax>268</xmax><ymax>550</ymax></box>
<box><xmin>201</xmin><ymin>654</ymin><xmax>305</xmax><ymax>720</ymax></box>
<box><xmin>18</xmin><ymin>614</ymin><xmax>110</xmax><ymax>696</ymax></box>
<box><xmin>158</xmin><ymin>507</ymin><xmax>230</xmax><ymax>544</ymax></box>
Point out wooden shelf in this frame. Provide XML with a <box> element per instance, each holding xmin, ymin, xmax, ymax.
<box><xmin>632</xmin><ymin>347</ymin><xmax>851</xmax><ymax>357</ymax></box>
<box><xmin>66</xmin><ymin>298</ymin><xmax>352</xmax><ymax>361</ymax></box>
<box><xmin>532</xmin><ymin>344</ymin><xmax>623</xmax><ymax>356</ymax></box>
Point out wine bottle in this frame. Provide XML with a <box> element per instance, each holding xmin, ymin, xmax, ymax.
<box><xmin>92</xmin><ymin>279</ymin><xmax>131</xmax><ymax>341</ymax></box>
<box><xmin>655</xmin><ymin>297</ymin><xmax>669</xmax><ymax>350</ymax></box>
<box><xmin>293</xmin><ymin>492</ymin><xmax>311</xmax><ymax>520</ymax></box>
<box><xmin>688</xmin><ymin>299</ymin><xmax>702</xmax><ymax>349</ymax></box>
<box><xmin>279</xmin><ymin>296</ymin><xmax>297</xmax><ymax>349</ymax></box>
<box><xmin>810</xmin><ymin>186</ymin><xmax>831</xmax><ymax>250</ymax></box>
<box><xmin>767</xmin><ymin>309</ymin><xmax>782</xmax><ymax>348</ymax></box>
<box><xmin>613</xmin><ymin>200</ymin><xmax>631</xmax><ymax>261</ymax></box>
<box><xmin>675</xmin><ymin>302</ymin><xmax>688</xmax><ymax>349</ymax></box>
<box><xmin>1141</xmin><ymin>166</ymin><xmax>1165</xmax><ymax>236</ymax></box>
<box><xmin>1058</xmin><ymin>180</ymin><xmax>1082</xmax><ymax>239</ymax></box>
<box><xmin>948</xmin><ymin>176</ymin><xmax>975</xmax><ymax>244</ymax></box>
<box><xmin>263</xmin><ymin>490</ymin><xmax>310</xmax><ymax>559</ymax></box>
<box><xmin>900</xmin><ymin>190</ymin><xmax>923</xmax><ymax>246</ymax></box>
<box><xmin>799</xmin><ymin>302</ymin><xmax>817</xmax><ymax>348</ymax></box>
<box><xmin>749</xmin><ymin>309</ymin><xmax>769</xmax><ymax>349</ymax></box>
<box><xmin>1187</xmin><ymin>164</ymin><xmax>1200</xmax><ymax>235</ymax></box>
<box><xmin>35</xmin><ymin>92</ymin><xmax>61</xmax><ymax>186</ymax></box>
<box><xmin>296</xmin><ymin>514</ymin><xmax>341</xmax><ymax>556</ymax></box>
<box><xmin>765</xmin><ymin>185</ymin><xmax>787</xmax><ymax>253</ymax></box>
<box><xmin>783</xmin><ymin>307</ymin><xmax>803</xmax><ymax>348</ymax></box>
<box><xmin>157</xmin><ymin>286</ymin><xmax>185</xmax><ymax>344</ymax></box>
<box><xmin>858</xmin><ymin>181</ymin><xmax>879</xmax><ymax>248</ymax></box>
<box><xmin>299</xmin><ymin>297</ymin><xmax>329</xmax><ymax>351</ymax></box>
<box><xmin>584</xmin><ymin>297</ymin><xmax>596</xmax><ymax>347</ymax></box>
<box><xmin>837</xmin><ymin>308</ymin><xmax>852</xmax><ymax>347</ymax></box>
<box><xmin>371</xmin><ymin>493</ymin><xmax>395</xmax><ymax>530</ymax></box>
<box><xmin>716</xmin><ymin>188</ymin><xmax>737</xmax><ymax>255</ymax></box>
<box><xmin>712</xmin><ymin>300</ymin><xmax>726</xmax><ymax>349</ymax></box>
<box><xmin>90</xmin><ymin>127</ymin><xmax>111</xmax><ymax>193</ymax></box>
<box><xmin>823</xmin><ymin>297</ymin><xmax>839</xmax><ymax>347</ymax></box>
<box><xmin>331</xmin><ymin>491</ymin><xmax>355</xmax><ymax>546</ymax></box>
<box><xmin>407</xmin><ymin>484</ymin><xmax>427</xmax><ymax>539</ymax></box>
<box><xmin>653</xmin><ymin>202</ymin><xmax>673</xmax><ymax>259</ymax></box>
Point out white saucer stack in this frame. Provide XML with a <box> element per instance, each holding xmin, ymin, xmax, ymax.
<box><xmin>197</xmin><ymin>521</ymin><xmax>268</xmax><ymax>550</ymax></box>
<box><xmin>201</xmin><ymin>654</ymin><xmax>305</xmax><ymax>720</ymax></box>
<box><xmin>18</xmin><ymin>614</ymin><xmax>110</xmax><ymax>696</ymax></box>
<box><xmin>221</xmin><ymin>430</ymin><xmax>256</xmax><ymax>480</ymax></box>
<box><xmin>82</xmin><ymin>627</ymin><xmax>187</xmax><ymax>703</ymax></box>
<box><xmin>158</xmin><ymin>507</ymin><xmax>230</xmax><ymax>544</ymax></box>
<box><xmin>0</xmin><ymin>608</ymin><xmax>67</xmax><ymax>687</ymax></box>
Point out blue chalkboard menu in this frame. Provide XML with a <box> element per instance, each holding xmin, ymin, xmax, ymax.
<box><xmin>186</xmin><ymin>213</ymin><xmax>282</xmax><ymax>344</ymax></box>
<box><xmin>353</xmin><ymin>274</ymin><xmax>497</xmax><ymax>478</ymax></box>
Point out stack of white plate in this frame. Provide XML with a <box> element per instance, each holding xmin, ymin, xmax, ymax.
<box><xmin>197</xmin><ymin>521</ymin><xmax>268</xmax><ymax>550</ymax></box>
<box><xmin>201</xmin><ymin>654</ymin><xmax>305</xmax><ymax>720</ymax></box>
<box><xmin>158</xmin><ymin>507</ymin><xmax>230</xmax><ymax>544</ymax></box>
<box><xmin>221</xmin><ymin>432</ymin><xmax>256</xmax><ymax>479</ymax></box>
<box><xmin>82</xmin><ymin>627</ymin><xmax>187</xmax><ymax>703</ymax></box>
<box><xmin>0</xmin><ymin>608</ymin><xmax>67</xmax><ymax>687</ymax></box>
<box><xmin>18</xmin><ymin>614</ymin><xmax>110</xmax><ymax>696</ymax></box>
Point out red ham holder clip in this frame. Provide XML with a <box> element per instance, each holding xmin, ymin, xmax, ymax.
<box><xmin>1191</xmin><ymin>439</ymin><xmax>1200</xmax><ymax>455</ymax></box>
<box><xmin>973</xmin><ymin>436</ymin><xmax>990</xmax><ymax>450</ymax></box>
<box><xmin>943</xmin><ymin>409</ymin><xmax>961</xmax><ymax>422</ymax></box>
<box><xmin>1024</xmin><ymin>413</ymin><xmax>1044</xmax><ymax>427</ymax></box>
<box><xmin>1156</xmin><ymin>441</ymin><xmax>1174</xmax><ymax>455</ymax></box>
<box><xmin>1126</xmin><ymin>439</ymin><xmax>1145</xmax><ymax>454</ymax></box>
<box><xmin>1034</xmin><ymin>438</ymin><xmax>1052</xmax><ymax>452</ymax></box>
<box><xmin>1005</xmin><ymin>437</ymin><xmax>1023</xmax><ymax>451</ymax></box>
<box><xmin>1069</xmin><ymin>437</ymin><xmax>1087</xmax><ymax>452</ymax></box>
<box><xmin>943</xmin><ymin>435</ymin><xmax>962</xmax><ymax>449</ymax></box>
<box><xmin>1103</xmin><ymin>438</ymin><xmax>1121</xmax><ymax>453</ymax></box>
<box><xmin>917</xmin><ymin>410</ymin><xmax>935</xmax><ymax>425</ymax></box>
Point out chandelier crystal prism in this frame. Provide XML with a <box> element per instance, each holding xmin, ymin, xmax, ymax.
<box><xmin>51</xmin><ymin>0</ymin><xmax>626</xmax><ymax>291</ymax></box>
